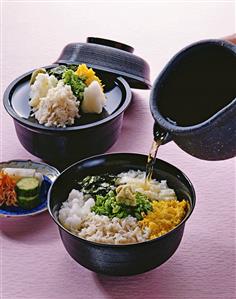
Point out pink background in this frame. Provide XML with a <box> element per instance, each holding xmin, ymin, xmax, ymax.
<box><xmin>1</xmin><ymin>1</ymin><xmax>235</xmax><ymax>299</ymax></box>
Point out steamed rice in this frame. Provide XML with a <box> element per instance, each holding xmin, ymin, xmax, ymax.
<box><xmin>58</xmin><ymin>189</ymin><xmax>150</xmax><ymax>244</ymax></box>
<box><xmin>58</xmin><ymin>170</ymin><xmax>187</xmax><ymax>245</ymax></box>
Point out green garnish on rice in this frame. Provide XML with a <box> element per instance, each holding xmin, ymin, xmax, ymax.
<box><xmin>62</xmin><ymin>69</ymin><xmax>86</xmax><ymax>101</ymax></box>
<box><xmin>91</xmin><ymin>190</ymin><xmax>152</xmax><ymax>220</ymax></box>
<box><xmin>77</xmin><ymin>174</ymin><xmax>117</xmax><ymax>197</ymax></box>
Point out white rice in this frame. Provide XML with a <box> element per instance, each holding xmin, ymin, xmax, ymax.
<box><xmin>58</xmin><ymin>188</ymin><xmax>149</xmax><ymax>244</ymax></box>
<box><xmin>58</xmin><ymin>170</ymin><xmax>176</xmax><ymax>245</ymax></box>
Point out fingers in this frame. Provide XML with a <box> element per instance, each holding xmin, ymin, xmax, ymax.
<box><xmin>222</xmin><ymin>33</ymin><xmax>236</xmax><ymax>44</ymax></box>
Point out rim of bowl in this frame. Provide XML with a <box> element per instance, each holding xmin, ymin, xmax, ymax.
<box><xmin>47</xmin><ymin>152</ymin><xmax>196</xmax><ymax>248</ymax></box>
<box><xmin>3</xmin><ymin>66</ymin><xmax>132</xmax><ymax>132</ymax></box>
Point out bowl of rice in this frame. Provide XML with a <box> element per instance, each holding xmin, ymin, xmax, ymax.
<box><xmin>3</xmin><ymin>38</ymin><xmax>151</xmax><ymax>169</ymax></box>
<box><xmin>48</xmin><ymin>153</ymin><xmax>195</xmax><ymax>276</ymax></box>
<box><xmin>3</xmin><ymin>64</ymin><xmax>131</xmax><ymax>168</ymax></box>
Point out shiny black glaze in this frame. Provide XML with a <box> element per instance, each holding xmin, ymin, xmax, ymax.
<box><xmin>48</xmin><ymin>153</ymin><xmax>195</xmax><ymax>276</ymax></box>
<box><xmin>56</xmin><ymin>37</ymin><xmax>151</xmax><ymax>89</ymax></box>
<box><xmin>3</xmin><ymin>67</ymin><xmax>132</xmax><ymax>168</ymax></box>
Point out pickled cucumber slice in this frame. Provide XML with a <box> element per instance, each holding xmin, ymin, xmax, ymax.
<box><xmin>16</xmin><ymin>177</ymin><xmax>40</xmax><ymax>197</ymax></box>
<box><xmin>17</xmin><ymin>194</ymin><xmax>40</xmax><ymax>210</ymax></box>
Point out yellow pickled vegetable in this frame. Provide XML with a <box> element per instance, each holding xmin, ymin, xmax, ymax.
<box><xmin>139</xmin><ymin>199</ymin><xmax>189</xmax><ymax>239</ymax></box>
<box><xmin>75</xmin><ymin>64</ymin><xmax>104</xmax><ymax>90</ymax></box>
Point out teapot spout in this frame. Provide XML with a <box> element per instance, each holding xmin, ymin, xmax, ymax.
<box><xmin>153</xmin><ymin>122</ymin><xmax>172</xmax><ymax>145</ymax></box>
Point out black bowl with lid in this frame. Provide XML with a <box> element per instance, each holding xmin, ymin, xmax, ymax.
<box><xmin>3</xmin><ymin>38</ymin><xmax>150</xmax><ymax>169</ymax></box>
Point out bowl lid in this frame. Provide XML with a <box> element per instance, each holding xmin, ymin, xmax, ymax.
<box><xmin>55</xmin><ymin>37</ymin><xmax>151</xmax><ymax>89</ymax></box>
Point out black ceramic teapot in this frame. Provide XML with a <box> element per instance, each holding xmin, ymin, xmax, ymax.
<box><xmin>150</xmin><ymin>39</ymin><xmax>236</xmax><ymax>160</ymax></box>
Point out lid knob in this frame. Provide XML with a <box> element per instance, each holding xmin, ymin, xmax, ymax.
<box><xmin>86</xmin><ymin>37</ymin><xmax>134</xmax><ymax>53</ymax></box>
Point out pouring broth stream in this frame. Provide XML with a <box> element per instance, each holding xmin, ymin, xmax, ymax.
<box><xmin>145</xmin><ymin>130</ymin><xmax>168</xmax><ymax>183</ymax></box>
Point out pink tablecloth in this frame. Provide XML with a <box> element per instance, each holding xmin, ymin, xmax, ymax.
<box><xmin>1</xmin><ymin>2</ymin><xmax>235</xmax><ymax>299</ymax></box>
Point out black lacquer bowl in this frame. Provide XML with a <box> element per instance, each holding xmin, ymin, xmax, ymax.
<box><xmin>3</xmin><ymin>66</ymin><xmax>131</xmax><ymax>168</ymax></box>
<box><xmin>48</xmin><ymin>153</ymin><xmax>195</xmax><ymax>276</ymax></box>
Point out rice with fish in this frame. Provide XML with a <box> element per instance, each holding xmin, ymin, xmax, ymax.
<box><xmin>58</xmin><ymin>170</ymin><xmax>189</xmax><ymax>244</ymax></box>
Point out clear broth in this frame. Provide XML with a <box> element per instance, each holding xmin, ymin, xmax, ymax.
<box><xmin>145</xmin><ymin>131</ymin><xmax>168</xmax><ymax>183</ymax></box>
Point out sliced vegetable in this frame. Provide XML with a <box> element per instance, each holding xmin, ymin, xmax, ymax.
<box><xmin>75</xmin><ymin>64</ymin><xmax>104</xmax><ymax>89</ymax></box>
<box><xmin>92</xmin><ymin>190</ymin><xmax>129</xmax><ymax>219</ymax></box>
<box><xmin>16</xmin><ymin>177</ymin><xmax>40</xmax><ymax>197</ymax></box>
<box><xmin>2</xmin><ymin>168</ymin><xmax>36</xmax><ymax>182</ymax></box>
<box><xmin>17</xmin><ymin>194</ymin><xmax>40</xmax><ymax>210</ymax></box>
<box><xmin>91</xmin><ymin>190</ymin><xmax>152</xmax><ymax>220</ymax></box>
<box><xmin>2</xmin><ymin>168</ymin><xmax>43</xmax><ymax>184</ymax></box>
<box><xmin>134</xmin><ymin>192</ymin><xmax>153</xmax><ymax>220</ymax></box>
<box><xmin>62</xmin><ymin>69</ymin><xmax>86</xmax><ymax>101</ymax></box>
<box><xmin>0</xmin><ymin>171</ymin><xmax>17</xmax><ymax>207</ymax></box>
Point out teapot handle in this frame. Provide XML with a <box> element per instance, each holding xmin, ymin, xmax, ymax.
<box><xmin>153</xmin><ymin>122</ymin><xmax>172</xmax><ymax>145</ymax></box>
